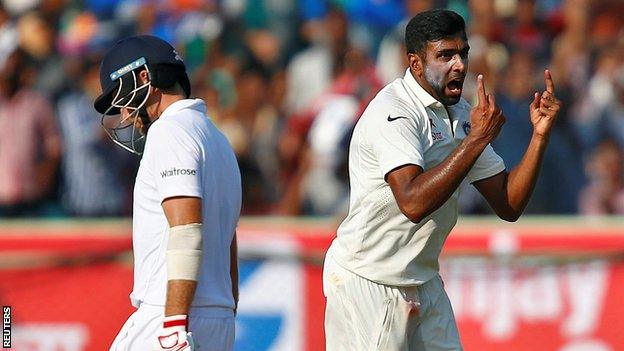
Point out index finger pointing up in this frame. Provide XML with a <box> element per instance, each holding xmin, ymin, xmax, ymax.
<box><xmin>477</xmin><ymin>74</ymin><xmax>487</xmax><ymax>109</ymax></box>
<box><xmin>544</xmin><ymin>69</ymin><xmax>555</xmax><ymax>94</ymax></box>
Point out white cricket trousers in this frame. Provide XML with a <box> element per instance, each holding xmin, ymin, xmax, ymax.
<box><xmin>323</xmin><ymin>254</ymin><xmax>462</xmax><ymax>351</ymax></box>
<box><xmin>109</xmin><ymin>303</ymin><xmax>235</xmax><ymax>351</ymax></box>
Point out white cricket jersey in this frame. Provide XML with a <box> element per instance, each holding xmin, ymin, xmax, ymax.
<box><xmin>130</xmin><ymin>98</ymin><xmax>241</xmax><ymax>309</ymax></box>
<box><xmin>328</xmin><ymin>69</ymin><xmax>505</xmax><ymax>286</ymax></box>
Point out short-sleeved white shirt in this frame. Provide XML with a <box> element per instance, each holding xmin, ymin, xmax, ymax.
<box><xmin>130</xmin><ymin>99</ymin><xmax>241</xmax><ymax>309</ymax></box>
<box><xmin>329</xmin><ymin>69</ymin><xmax>505</xmax><ymax>286</ymax></box>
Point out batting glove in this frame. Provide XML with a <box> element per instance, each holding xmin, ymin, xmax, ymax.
<box><xmin>154</xmin><ymin>315</ymin><xmax>195</xmax><ymax>351</ymax></box>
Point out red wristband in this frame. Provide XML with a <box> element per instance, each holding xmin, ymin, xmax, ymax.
<box><xmin>163</xmin><ymin>315</ymin><xmax>188</xmax><ymax>329</ymax></box>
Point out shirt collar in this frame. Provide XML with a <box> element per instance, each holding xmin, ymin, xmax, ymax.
<box><xmin>403</xmin><ymin>68</ymin><xmax>441</xmax><ymax>108</ymax></box>
<box><xmin>160</xmin><ymin>98</ymin><xmax>206</xmax><ymax>118</ymax></box>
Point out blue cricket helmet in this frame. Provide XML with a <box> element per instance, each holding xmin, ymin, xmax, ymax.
<box><xmin>94</xmin><ymin>35</ymin><xmax>191</xmax><ymax>115</ymax></box>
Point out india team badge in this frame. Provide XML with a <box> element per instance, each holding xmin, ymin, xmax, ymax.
<box><xmin>462</xmin><ymin>121</ymin><xmax>471</xmax><ymax>135</ymax></box>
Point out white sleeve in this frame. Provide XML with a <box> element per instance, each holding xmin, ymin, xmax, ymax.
<box><xmin>147</xmin><ymin>122</ymin><xmax>203</xmax><ymax>202</ymax></box>
<box><xmin>366</xmin><ymin>112</ymin><xmax>426</xmax><ymax>180</ymax></box>
<box><xmin>467</xmin><ymin>144</ymin><xmax>506</xmax><ymax>183</ymax></box>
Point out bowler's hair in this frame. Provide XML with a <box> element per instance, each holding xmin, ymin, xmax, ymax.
<box><xmin>405</xmin><ymin>9</ymin><xmax>466</xmax><ymax>55</ymax></box>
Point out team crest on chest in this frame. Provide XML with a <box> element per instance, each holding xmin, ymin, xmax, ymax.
<box><xmin>462</xmin><ymin>121</ymin><xmax>471</xmax><ymax>135</ymax></box>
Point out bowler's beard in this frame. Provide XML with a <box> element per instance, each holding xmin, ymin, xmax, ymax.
<box><xmin>424</xmin><ymin>66</ymin><xmax>460</xmax><ymax>106</ymax></box>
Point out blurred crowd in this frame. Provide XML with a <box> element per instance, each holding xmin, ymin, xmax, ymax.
<box><xmin>0</xmin><ymin>0</ymin><xmax>623</xmax><ymax>218</ymax></box>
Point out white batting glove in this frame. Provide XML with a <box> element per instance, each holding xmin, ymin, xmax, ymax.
<box><xmin>154</xmin><ymin>315</ymin><xmax>195</xmax><ymax>351</ymax></box>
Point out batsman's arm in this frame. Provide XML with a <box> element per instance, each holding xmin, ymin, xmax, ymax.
<box><xmin>161</xmin><ymin>196</ymin><xmax>203</xmax><ymax>317</ymax></box>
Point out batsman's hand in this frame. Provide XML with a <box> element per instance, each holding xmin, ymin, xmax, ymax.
<box><xmin>530</xmin><ymin>69</ymin><xmax>561</xmax><ymax>139</ymax></box>
<box><xmin>154</xmin><ymin>315</ymin><xmax>195</xmax><ymax>351</ymax></box>
<box><xmin>469</xmin><ymin>74</ymin><xmax>506</xmax><ymax>144</ymax></box>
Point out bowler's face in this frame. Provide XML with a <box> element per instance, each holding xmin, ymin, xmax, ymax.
<box><xmin>421</xmin><ymin>35</ymin><xmax>469</xmax><ymax>105</ymax></box>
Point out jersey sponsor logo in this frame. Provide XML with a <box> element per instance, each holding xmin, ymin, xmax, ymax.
<box><xmin>429</xmin><ymin>118</ymin><xmax>444</xmax><ymax>141</ymax></box>
<box><xmin>387</xmin><ymin>115</ymin><xmax>409</xmax><ymax>122</ymax></box>
<box><xmin>160</xmin><ymin>167</ymin><xmax>197</xmax><ymax>178</ymax></box>
<box><xmin>431</xmin><ymin>131</ymin><xmax>444</xmax><ymax>141</ymax></box>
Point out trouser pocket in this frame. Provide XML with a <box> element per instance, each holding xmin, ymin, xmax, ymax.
<box><xmin>375</xmin><ymin>298</ymin><xmax>394</xmax><ymax>350</ymax></box>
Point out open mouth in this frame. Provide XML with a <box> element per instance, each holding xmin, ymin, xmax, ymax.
<box><xmin>446</xmin><ymin>78</ymin><xmax>464</xmax><ymax>96</ymax></box>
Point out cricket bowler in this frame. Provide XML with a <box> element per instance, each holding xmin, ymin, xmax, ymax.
<box><xmin>323</xmin><ymin>9</ymin><xmax>561</xmax><ymax>350</ymax></box>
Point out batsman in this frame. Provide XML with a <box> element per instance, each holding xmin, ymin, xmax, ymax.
<box><xmin>94</xmin><ymin>35</ymin><xmax>241</xmax><ymax>351</ymax></box>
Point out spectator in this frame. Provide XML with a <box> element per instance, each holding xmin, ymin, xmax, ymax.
<box><xmin>573</xmin><ymin>48</ymin><xmax>623</xmax><ymax>152</ymax></box>
<box><xmin>227</xmin><ymin>68</ymin><xmax>282</xmax><ymax>214</ymax></box>
<box><xmin>17</xmin><ymin>11</ymin><xmax>65</xmax><ymax>100</ymax></box>
<box><xmin>376</xmin><ymin>0</ymin><xmax>433</xmax><ymax>84</ymax></box>
<box><xmin>279</xmin><ymin>47</ymin><xmax>382</xmax><ymax>215</ymax></box>
<box><xmin>0</xmin><ymin>4</ymin><xmax>17</xmax><ymax>71</ymax></box>
<box><xmin>579</xmin><ymin>139</ymin><xmax>624</xmax><ymax>215</ymax></box>
<box><xmin>504</xmin><ymin>0</ymin><xmax>549</xmax><ymax>59</ymax></box>
<box><xmin>0</xmin><ymin>48</ymin><xmax>61</xmax><ymax>216</ymax></box>
<box><xmin>56</xmin><ymin>58</ymin><xmax>135</xmax><ymax>217</ymax></box>
<box><xmin>492</xmin><ymin>51</ymin><xmax>536</xmax><ymax>169</ymax></box>
<box><xmin>598</xmin><ymin>67</ymin><xmax>624</xmax><ymax>147</ymax></box>
<box><xmin>0</xmin><ymin>0</ymin><xmax>620</xmax><ymax>217</ymax></box>
<box><xmin>285</xmin><ymin>6</ymin><xmax>349</xmax><ymax>114</ymax></box>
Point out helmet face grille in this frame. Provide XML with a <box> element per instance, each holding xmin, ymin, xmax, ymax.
<box><xmin>100</xmin><ymin>65</ymin><xmax>152</xmax><ymax>155</ymax></box>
